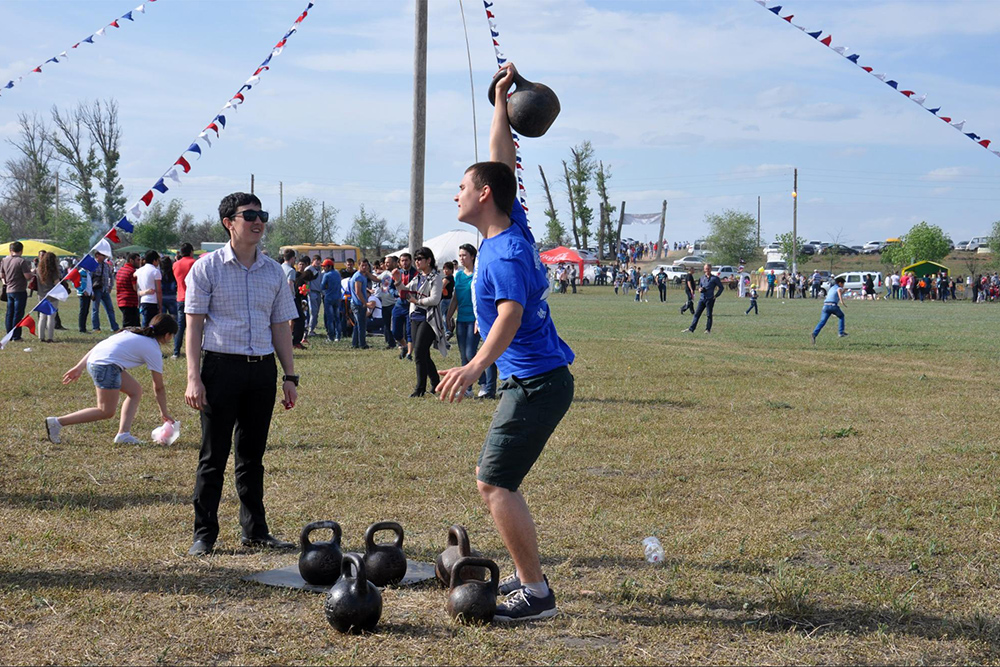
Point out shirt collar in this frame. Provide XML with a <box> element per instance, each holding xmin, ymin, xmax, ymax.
<box><xmin>221</xmin><ymin>241</ymin><xmax>264</xmax><ymax>270</ymax></box>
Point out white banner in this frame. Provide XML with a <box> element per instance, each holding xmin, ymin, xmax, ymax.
<box><xmin>622</xmin><ymin>213</ymin><xmax>662</xmax><ymax>226</ymax></box>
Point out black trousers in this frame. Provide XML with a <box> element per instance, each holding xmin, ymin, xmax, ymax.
<box><xmin>292</xmin><ymin>311</ymin><xmax>306</xmax><ymax>345</ymax></box>
<box><xmin>78</xmin><ymin>293</ymin><xmax>92</xmax><ymax>332</ymax></box>
<box><xmin>658</xmin><ymin>284</ymin><xmax>667</xmax><ymax>302</ymax></box>
<box><xmin>120</xmin><ymin>305</ymin><xmax>139</xmax><ymax>328</ymax></box>
<box><xmin>193</xmin><ymin>352</ymin><xmax>277</xmax><ymax>544</ymax></box>
<box><xmin>689</xmin><ymin>298</ymin><xmax>716</xmax><ymax>332</ymax></box>
<box><xmin>412</xmin><ymin>319</ymin><xmax>439</xmax><ymax>393</ymax></box>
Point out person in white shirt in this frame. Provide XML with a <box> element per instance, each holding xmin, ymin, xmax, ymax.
<box><xmin>134</xmin><ymin>250</ymin><xmax>163</xmax><ymax>327</ymax></box>
<box><xmin>45</xmin><ymin>314</ymin><xmax>177</xmax><ymax>445</ymax></box>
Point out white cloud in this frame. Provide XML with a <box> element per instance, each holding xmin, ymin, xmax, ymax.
<box><xmin>922</xmin><ymin>166</ymin><xmax>978</xmax><ymax>181</ymax></box>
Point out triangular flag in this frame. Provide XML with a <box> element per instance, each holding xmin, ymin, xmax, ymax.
<box><xmin>965</xmin><ymin>132</ymin><xmax>981</xmax><ymax>141</ymax></box>
<box><xmin>92</xmin><ymin>238</ymin><xmax>113</xmax><ymax>258</ymax></box>
<box><xmin>214</xmin><ymin>115</ymin><xmax>226</xmax><ymax>128</ymax></box>
<box><xmin>847</xmin><ymin>54</ymin><xmax>860</xmax><ymax>63</ymax></box>
<box><xmin>165</xmin><ymin>168</ymin><xmax>182</xmax><ymax>184</ymax></box>
<box><xmin>64</xmin><ymin>268</ymin><xmax>81</xmax><ymax>288</ymax></box>
<box><xmin>96</xmin><ymin>28</ymin><xmax>106</xmax><ymax>37</ymax></box>
<box><xmin>59</xmin><ymin>51</ymin><xmax>68</xmax><ymax>59</ymax></box>
<box><xmin>128</xmin><ymin>203</ymin><xmax>142</xmax><ymax>219</ymax></box>
<box><xmin>874</xmin><ymin>73</ymin><xmax>886</xmax><ymax>81</ymax></box>
<box><xmin>861</xmin><ymin>66</ymin><xmax>873</xmax><ymax>73</ymax></box>
<box><xmin>198</xmin><ymin>133</ymin><xmax>212</xmax><ymax>148</ymax></box>
<box><xmin>768</xmin><ymin>6</ymin><xmax>782</xmax><ymax>15</ymax></box>
<box><xmin>205</xmin><ymin>122</ymin><xmax>220</xmax><ymax>137</ymax></box>
<box><xmin>174</xmin><ymin>156</ymin><xmax>192</xmax><ymax>173</ymax></box>
<box><xmin>807</xmin><ymin>30</ymin><xmax>822</xmax><ymax>39</ymax></box>
<box><xmin>140</xmin><ymin>190</ymin><xmax>154</xmax><ymax>206</ymax></box>
<box><xmin>833</xmin><ymin>46</ymin><xmax>847</xmax><ymax>55</ymax></box>
<box><xmin>105</xmin><ymin>227</ymin><xmax>120</xmax><ymax>243</ymax></box>
<box><xmin>900</xmin><ymin>90</ymin><xmax>914</xmax><ymax>97</ymax></box>
<box><xmin>939</xmin><ymin>116</ymin><xmax>952</xmax><ymax>123</ymax></box>
<box><xmin>122</xmin><ymin>10</ymin><xmax>134</xmax><ymax>20</ymax></box>
<box><xmin>912</xmin><ymin>94</ymin><xmax>927</xmax><ymax>105</ymax></box>
<box><xmin>83</xmin><ymin>35</ymin><xmax>94</xmax><ymax>44</ymax></box>
<box><xmin>15</xmin><ymin>315</ymin><xmax>35</xmax><ymax>336</ymax></box>
<box><xmin>47</xmin><ymin>284</ymin><xmax>70</xmax><ymax>302</ymax></box>
<box><xmin>136</xmin><ymin>4</ymin><xmax>145</xmax><ymax>13</ymax></box>
<box><xmin>152</xmin><ymin>178</ymin><xmax>168</xmax><ymax>194</ymax></box>
<box><xmin>782</xmin><ymin>14</ymin><xmax>794</xmax><ymax>22</ymax></box>
<box><xmin>110</xmin><ymin>20</ymin><xmax>120</xmax><ymax>28</ymax></box>
<box><xmin>35</xmin><ymin>300</ymin><xmax>57</xmax><ymax>317</ymax></box>
<box><xmin>186</xmin><ymin>143</ymin><xmax>202</xmax><ymax>156</ymax></box>
<box><xmin>116</xmin><ymin>216</ymin><xmax>134</xmax><ymax>233</ymax></box>
<box><xmin>885</xmin><ymin>80</ymin><xmax>898</xmax><ymax>89</ymax></box>
<box><xmin>0</xmin><ymin>329</ymin><xmax>14</xmax><ymax>349</ymax></box>
<box><xmin>927</xmin><ymin>107</ymin><xmax>940</xmax><ymax>115</ymax></box>
<box><xmin>77</xmin><ymin>254</ymin><xmax>99</xmax><ymax>271</ymax></box>
<box><xmin>978</xmin><ymin>139</ymin><xmax>991</xmax><ymax>148</ymax></box>
<box><xmin>950</xmin><ymin>120</ymin><xmax>966</xmax><ymax>130</ymax></box>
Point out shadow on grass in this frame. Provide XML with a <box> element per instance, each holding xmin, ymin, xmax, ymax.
<box><xmin>0</xmin><ymin>566</ymin><xmax>287</xmax><ymax>598</ymax></box>
<box><xmin>574</xmin><ymin>397</ymin><xmax>695</xmax><ymax>408</ymax></box>
<box><xmin>0</xmin><ymin>490</ymin><xmax>185</xmax><ymax>511</ymax></box>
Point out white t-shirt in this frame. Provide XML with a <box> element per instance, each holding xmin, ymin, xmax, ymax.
<box><xmin>367</xmin><ymin>294</ymin><xmax>382</xmax><ymax>320</ymax></box>
<box><xmin>134</xmin><ymin>264</ymin><xmax>162</xmax><ymax>304</ymax></box>
<box><xmin>88</xmin><ymin>331</ymin><xmax>164</xmax><ymax>373</ymax></box>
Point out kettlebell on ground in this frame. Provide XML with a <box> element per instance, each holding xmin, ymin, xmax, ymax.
<box><xmin>298</xmin><ymin>520</ymin><xmax>343</xmax><ymax>586</ymax></box>
<box><xmin>435</xmin><ymin>524</ymin><xmax>487</xmax><ymax>587</ymax></box>
<box><xmin>363</xmin><ymin>521</ymin><xmax>407</xmax><ymax>587</ymax></box>
<box><xmin>324</xmin><ymin>553</ymin><xmax>383</xmax><ymax>634</ymax></box>
<box><xmin>447</xmin><ymin>556</ymin><xmax>500</xmax><ymax>624</ymax></box>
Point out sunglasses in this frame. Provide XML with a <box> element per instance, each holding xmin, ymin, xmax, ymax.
<box><xmin>233</xmin><ymin>210</ymin><xmax>269</xmax><ymax>223</ymax></box>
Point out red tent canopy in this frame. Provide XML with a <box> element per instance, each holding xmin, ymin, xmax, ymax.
<box><xmin>538</xmin><ymin>246</ymin><xmax>594</xmax><ymax>279</ymax></box>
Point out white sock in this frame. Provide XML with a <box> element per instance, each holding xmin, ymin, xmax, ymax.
<box><xmin>522</xmin><ymin>579</ymin><xmax>549</xmax><ymax>598</ymax></box>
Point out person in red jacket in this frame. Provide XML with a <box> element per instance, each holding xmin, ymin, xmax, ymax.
<box><xmin>116</xmin><ymin>253</ymin><xmax>141</xmax><ymax>328</ymax></box>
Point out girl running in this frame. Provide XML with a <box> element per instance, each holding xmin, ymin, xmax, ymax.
<box><xmin>45</xmin><ymin>314</ymin><xmax>177</xmax><ymax>444</ymax></box>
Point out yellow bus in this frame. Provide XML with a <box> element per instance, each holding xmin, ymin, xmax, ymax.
<box><xmin>279</xmin><ymin>244</ymin><xmax>362</xmax><ymax>270</ymax></box>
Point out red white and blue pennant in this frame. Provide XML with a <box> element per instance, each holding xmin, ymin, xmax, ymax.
<box><xmin>1</xmin><ymin>1</ymin><xmax>158</xmax><ymax>100</ymax></box>
<box><xmin>752</xmin><ymin>0</ymin><xmax>999</xmax><ymax>160</ymax></box>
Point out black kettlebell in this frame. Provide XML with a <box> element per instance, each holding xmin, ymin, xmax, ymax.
<box><xmin>363</xmin><ymin>521</ymin><xmax>407</xmax><ymax>587</ymax></box>
<box><xmin>298</xmin><ymin>520</ymin><xmax>342</xmax><ymax>586</ymax></box>
<box><xmin>488</xmin><ymin>67</ymin><xmax>561</xmax><ymax>138</ymax></box>
<box><xmin>447</xmin><ymin>556</ymin><xmax>500</xmax><ymax>625</ymax></box>
<box><xmin>435</xmin><ymin>525</ymin><xmax>487</xmax><ymax>587</ymax></box>
<box><xmin>324</xmin><ymin>553</ymin><xmax>383</xmax><ymax>634</ymax></box>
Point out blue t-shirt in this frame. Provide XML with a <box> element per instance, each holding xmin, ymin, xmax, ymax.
<box><xmin>473</xmin><ymin>200</ymin><xmax>574</xmax><ymax>380</ymax></box>
<box><xmin>825</xmin><ymin>285</ymin><xmax>841</xmax><ymax>304</ymax></box>
<box><xmin>321</xmin><ymin>270</ymin><xmax>342</xmax><ymax>302</ymax></box>
<box><xmin>348</xmin><ymin>270</ymin><xmax>368</xmax><ymax>306</ymax></box>
<box><xmin>453</xmin><ymin>270</ymin><xmax>475</xmax><ymax>323</ymax></box>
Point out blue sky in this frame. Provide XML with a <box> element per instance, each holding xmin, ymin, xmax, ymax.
<box><xmin>1</xmin><ymin>0</ymin><xmax>998</xmax><ymax>248</ymax></box>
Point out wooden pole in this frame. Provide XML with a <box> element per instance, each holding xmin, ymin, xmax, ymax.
<box><xmin>657</xmin><ymin>199</ymin><xmax>667</xmax><ymax>260</ymax></box>
<box><xmin>251</xmin><ymin>173</ymin><xmax>255</xmax><ymax>195</ymax></box>
<box><xmin>616</xmin><ymin>201</ymin><xmax>626</xmax><ymax>260</ymax></box>
<box><xmin>408</xmin><ymin>0</ymin><xmax>428</xmax><ymax>252</ymax></box>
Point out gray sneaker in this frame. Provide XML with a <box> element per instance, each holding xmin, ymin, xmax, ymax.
<box><xmin>498</xmin><ymin>572</ymin><xmax>522</xmax><ymax>596</ymax></box>
<box><xmin>45</xmin><ymin>417</ymin><xmax>62</xmax><ymax>444</ymax></box>
<box><xmin>494</xmin><ymin>586</ymin><xmax>558</xmax><ymax>622</ymax></box>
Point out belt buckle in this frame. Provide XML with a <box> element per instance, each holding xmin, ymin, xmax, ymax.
<box><xmin>247</xmin><ymin>355</ymin><xmax>261</xmax><ymax>363</ymax></box>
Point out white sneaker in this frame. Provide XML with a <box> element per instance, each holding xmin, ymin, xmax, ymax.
<box><xmin>477</xmin><ymin>388</ymin><xmax>489</xmax><ymax>398</ymax></box>
<box><xmin>45</xmin><ymin>417</ymin><xmax>62</xmax><ymax>444</ymax></box>
<box><xmin>113</xmin><ymin>432</ymin><xmax>141</xmax><ymax>445</ymax></box>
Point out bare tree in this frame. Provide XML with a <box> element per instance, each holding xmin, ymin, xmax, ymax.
<box><xmin>82</xmin><ymin>99</ymin><xmax>126</xmax><ymax>224</ymax></box>
<box><xmin>538</xmin><ymin>165</ymin><xmax>565</xmax><ymax>247</ymax></box>
<box><xmin>562</xmin><ymin>160</ymin><xmax>579</xmax><ymax>248</ymax></box>
<box><xmin>50</xmin><ymin>104</ymin><xmax>101</xmax><ymax>223</ymax></box>
<box><xmin>2</xmin><ymin>113</ymin><xmax>55</xmax><ymax>236</ymax></box>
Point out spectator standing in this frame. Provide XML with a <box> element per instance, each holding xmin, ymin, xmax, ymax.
<box><xmin>392</xmin><ymin>253</ymin><xmax>417</xmax><ymax>360</ymax></box>
<box><xmin>446</xmin><ymin>244</ymin><xmax>483</xmax><ymax>399</ymax></box>
<box><xmin>160</xmin><ymin>256</ymin><xmax>178</xmax><ymax>322</ymax></box>
<box><xmin>680</xmin><ymin>267</ymin><xmax>696</xmax><ymax>314</ymax></box>
<box><xmin>378</xmin><ymin>256</ymin><xmax>399</xmax><ymax>349</ymax></box>
<box><xmin>320</xmin><ymin>259</ymin><xmax>343</xmax><ymax>341</ymax></box>
<box><xmin>183</xmin><ymin>192</ymin><xmax>299</xmax><ymax>557</ymax></box>
<box><xmin>90</xmin><ymin>251</ymin><xmax>118</xmax><ymax>332</ymax></box>
<box><xmin>656</xmin><ymin>268</ymin><xmax>667</xmax><ymax>303</ymax></box>
<box><xmin>683</xmin><ymin>263</ymin><xmax>724</xmax><ymax>334</ymax></box>
<box><xmin>1</xmin><ymin>241</ymin><xmax>33</xmax><ymax>341</ymax></box>
<box><xmin>348</xmin><ymin>258</ymin><xmax>371</xmax><ymax>349</ymax></box>
<box><xmin>441</xmin><ymin>261</ymin><xmax>455</xmax><ymax>340</ymax></box>
<box><xmin>405</xmin><ymin>247</ymin><xmax>445</xmax><ymax>397</ymax></box>
<box><xmin>307</xmin><ymin>255</ymin><xmax>323</xmax><ymax>336</ymax></box>
<box><xmin>135</xmin><ymin>250</ymin><xmax>163</xmax><ymax>327</ymax></box>
<box><xmin>76</xmin><ymin>264</ymin><xmax>92</xmax><ymax>333</ymax></box>
<box><xmin>171</xmin><ymin>244</ymin><xmax>197</xmax><ymax>358</ymax></box>
<box><xmin>34</xmin><ymin>251</ymin><xmax>62</xmax><ymax>342</ymax></box>
<box><xmin>116</xmin><ymin>253</ymin><xmax>141</xmax><ymax>329</ymax></box>
<box><xmin>339</xmin><ymin>257</ymin><xmax>356</xmax><ymax>280</ymax></box>
<box><xmin>766</xmin><ymin>270</ymin><xmax>776</xmax><ymax>298</ymax></box>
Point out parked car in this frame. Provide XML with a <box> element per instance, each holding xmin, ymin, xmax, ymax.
<box><xmin>827</xmin><ymin>244</ymin><xmax>859</xmax><ymax>255</ymax></box>
<box><xmin>862</xmin><ymin>240</ymin><xmax>885</xmax><ymax>254</ymax></box>
<box><xmin>799</xmin><ymin>243</ymin><xmax>817</xmax><ymax>256</ymax></box>
<box><xmin>763</xmin><ymin>261</ymin><xmax>789</xmax><ymax>275</ymax></box>
<box><xmin>850</xmin><ymin>245</ymin><xmax>865</xmax><ymax>253</ymax></box>
<box><xmin>675</xmin><ymin>255</ymin><xmax>707</xmax><ymax>269</ymax></box>
<box><xmin>764</xmin><ymin>242</ymin><xmax>782</xmax><ymax>252</ymax></box>
<box><xmin>820</xmin><ymin>271</ymin><xmax>884</xmax><ymax>297</ymax></box>
<box><xmin>687</xmin><ymin>240</ymin><xmax>709</xmax><ymax>255</ymax></box>
<box><xmin>715</xmin><ymin>265</ymin><xmax>737</xmax><ymax>280</ymax></box>
<box><xmin>976</xmin><ymin>242</ymin><xmax>992</xmax><ymax>254</ymax></box>
<box><xmin>955</xmin><ymin>241</ymin><xmax>971</xmax><ymax>251</ymax></box>
<box><xmin>666</xmin><ymin>265</ymin><xmax>689</xmax><ymax>282</ymax></box>
<box><xmin>968</xmin><ymin>236</ymin><xmax>990</xmax><ymax>251</ymax></box>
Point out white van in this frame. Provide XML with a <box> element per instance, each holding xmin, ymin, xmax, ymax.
<box><xmin>820</xmin><ymin>271</ymin><xmax>884</xmax><ymax>297</ymax></box>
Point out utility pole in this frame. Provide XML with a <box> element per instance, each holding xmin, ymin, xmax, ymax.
<box><xmin>251</xmin><ymin>173</ymin><xmax>255</xmax><ymax>195</ymax></box>
<box><xmin>616</xmin><ymin>201</ymin><xmax>626</xmax><ymax>257</ymax></box>
<box><xmin>792</xmin><ymin>169</ymin><xmax>798</xmax><ymax>275</ymax></box>
<box><xmin>321</xmin><ymin>201</ymin><xmax>327</xmax><ymax>243</ymax></box>
<box><xmin>279</xmin><ymin>181</ymin><xmax>284</xmax><ymax>220</ymax></box>
<box><xmin>408</xmin><ymin>0</ymin><xmax>428</xmax><ymax>252</ymax></box>
<box><xmin>757</xmin><ymin>195</ymin><xmax>760</xmax><ymax>248</ymax></box>
<box><xmin>55</xmin><ymin>172</ymin><xmax>60</xmax><ymax>216</ymax></box>
<box><xmin>657</xmin><ymin>199</ymin><xmax>667</xmax><ymax>260</ymax></box>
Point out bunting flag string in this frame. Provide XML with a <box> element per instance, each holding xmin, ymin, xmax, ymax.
<box><xmin>2</xmin><ymin>1</ymin><xmax>316</xmax><ymax>350</ymax></box>
<box><xmin>752</xmin><ymin>0</ymin><xmax>999</xmax><ymax>159</ymax></box>
<box><xmin>482</xmin><ymin>1</ymin><xmax>530</xmax><ymax>216</ymax></box>
<box><xmin>1</xmin><ymin>1</ymin><xmax>158</xmax><ymax>100</ymax></box>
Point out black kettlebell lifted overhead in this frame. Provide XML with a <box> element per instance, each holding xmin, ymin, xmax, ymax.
<box><xmin>447</xmin><ymin>556</ymin><xmax>501</xmax><ymax>625</ymax></box>
<box><xmin>488</xmin><ymin>67</ymin><xmax>561</xmax><ymax>138</ymax></box>
<box><xmin>435</xmin><ymin>524</ymin><xmax>487</xmax><ymax>587</ymax></box>
<box><xmin>362</xmin><ymin>521</ymin><xmax>407</xmax><ymax>588</ymax></box>
<box><xmin>298</xmin><ymin>520</ymin><xmax>343</xmax><ymax>586</ymax></box>
<box><xmin>324</xmin><ymin>553</ymin><xmax>383</xmax><ymax>634</ymax></box>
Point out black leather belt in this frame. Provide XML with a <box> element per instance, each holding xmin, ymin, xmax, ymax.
<box><xmin>204</xmin><ymin>351</ymin><xmax>273</xmax><ymax>363</ymax></box>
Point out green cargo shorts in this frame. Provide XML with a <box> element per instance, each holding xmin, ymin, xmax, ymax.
<box><xmin>477</xmin><ymin>365</ymin><xmax>574</xmax><ymax>492</ymax></box>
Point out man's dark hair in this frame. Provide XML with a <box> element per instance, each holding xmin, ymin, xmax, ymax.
<box><xmin>9</xmin><ymin>241</ymin><xmax>23</xmax><ymax>254</ymax></box>
<box><xmin>312</xmin><ymin>255</ymin><xmax>321</xmax><ymax>262</ymax></box>
<box><xmin>127</xmin><ymin>252</ymin><xmax>141</xmax><ymax>263</ymax></box>
<box><xmin>179</xmin><ymin>242</ymin><xmax>194</xmax><ymax>257</ymax></box>
<box><xmin>218</xmin><ymin>192</ymin><xmax>262</xmax><ymax>237</ymax></box>
<box><xmin>283</xmin><ymin>249</ymin><xmax>296</xmax><ymax>262</ymax></box>
<box><xmin>400</xmin><ymin>252</ymin><xmax>412</xmax><ymax>261</ymax></box>
<box><xmin>835</xmin><ymin>277</ymin><xmax>846</xmax><ymax>285</ymax></box>
<box><xmin>143</xmin><ymin>250</ymin><xmax>160</xmax><ymax>264</ymax></box>
<box><xmin>465</xmin><ymin>161</ymin><xmax>516</xmax><ymax>216</ymax></box>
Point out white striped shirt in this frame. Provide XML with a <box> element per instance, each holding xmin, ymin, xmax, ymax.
<box><xmin>184</xmin><ymin>243</ymin><xmax>297</xmax><ymax>355</ymax></box>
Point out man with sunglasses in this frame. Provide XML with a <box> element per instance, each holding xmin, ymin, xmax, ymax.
<box><xmin>183</xmin><ymin>193</ymin><xmax>299</xmax><ymax>557</ymax></box>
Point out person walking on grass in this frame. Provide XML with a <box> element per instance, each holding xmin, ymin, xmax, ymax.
<box><xmin>438</xmin><ymin>62</ymin><xmax>574</xmax><ymax>622</ymax></box>
<box><xmin>45</xmin><ymin>314</ymin><xmax>177</xmax><ymax>445</ymax></box>
<box><xmin>680</xmin><ymin>266</ymin><xmax>696</xmax><ymax>314</ymax></box>
<box><xmin>683</xmin><ymin>263</ymin><xmax>724</xmax><ymax>334</ymax></box>
<box><xmin>183</xmin><ymin>192</ymin><xmax>300</xmax><ymax>557</ymax></box>
<box><xmin>812</xmin><ymin>276</ymin><xmax>848</xmax><ymax>344</ymax></box>
<box><xmin>656</xmin><ymin>267</ymin><xmax>668</xmax><ymax>303</ymax></box>
<box><xmin>745</xmin><ymin>286</ymin><xmax>759</xmax><ymax>315</ymax></box>
<box><xmin>2</xmin><ymin>241</ymin><xmax>33</xmax><ymax>341</ymax></box>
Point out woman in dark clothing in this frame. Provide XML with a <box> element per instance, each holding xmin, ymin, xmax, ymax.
<box><xmin>405</xmin><ymin>247</ymin><xmax>445</xmax><ymax>397</ymax></box>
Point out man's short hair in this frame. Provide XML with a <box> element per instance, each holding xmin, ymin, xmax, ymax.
<box><xmin>144</xmin><ymin>250</ymin><xmax>160</xmax><ymax>264</ymax></box>
<box><xmin>9</xmin><ymin>241</ymin><xmax>23</xmax><ymax>254</ymax></box>
<box><xmin>127</xmin><ymin>252</ymin><xmax>141</xmax><ymax>263</ymax></box>
<box><xmin>399</xmin><ymin>252</ymin><xmax>412</xmax><ymax>261</ymax></box>
<box><xmin>283</xmin><ymin>249</ymin><xmax>296</xmax><ymax>262</ymax></box>
<box><xmin>465</xmin><ymin>161</ymin><xmax>517</xmax><ymax>216</ymax></box>
<box><xmin>179</xmin><ymin>242</ymin><xmax>194</xmax><ymax>257</ymax></box>
<box><xmin>218</xmin><ymin>192</ymin><xmax>262</xmax><ymax>237</ymax></box>
<box><xmin>835</xmin><ymin>277</ymin><xmax>846</xmax><ymax>285</ymax></box>
<box><xmin>312</xmin><ymin>255</ymin><xmax>321</xmax><ymax>262</ymax></box>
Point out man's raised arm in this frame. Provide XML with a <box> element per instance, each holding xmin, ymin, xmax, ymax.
<box><xmin>489</xmin><ymin>63</ymin><xmax>518</xmax><ymax>174</ymax></box>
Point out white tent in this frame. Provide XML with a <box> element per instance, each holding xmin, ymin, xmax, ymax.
<box><xmin>393</xmin><ymin>229</ymin><xmax>480</xmax><ymax>266</ymax></box>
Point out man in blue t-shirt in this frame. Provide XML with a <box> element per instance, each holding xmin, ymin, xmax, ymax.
<box><xmin>436</xmin><ymin>62</ymin><xmax>574</xmax><ymax>623</ymax></box>
<box><xmin>320</xmin><ymin>259</ymin><xmax>343</xmax><ymax>341</ymax></box>
<box><xmin>347</xmin><ymin>259</ymin><xmax>370</xmax><ymax>349</ymax></box>
<box><xmin>812</xmin><ymin>275</ymin><xmax>847</xmax><ymax>343</ymax></box>
<box><xmin>684</xmin><ymin>263</ymin><xmax>724</xmax><ymax>334</ymax></box>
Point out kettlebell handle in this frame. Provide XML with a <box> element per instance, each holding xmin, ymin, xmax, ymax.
<box><xmin>446</xmin><ymin>524</ymin><xmax>473</xmax><ymax>555</ymax></box>
<box><xmin>301</xmin><ymin>520</ymin><xmax>342</xmax><ymax>549</ymax></box>
<box><xmin>365</xmin><ymin>521</ymin><xmax>404</xmax><ymax>551</ymax></box>
<box><xmin>342</xmin><ymin>552</ymin><xmax>368</xmax><ymax>593</ymax></box>
<box><xmin>449</xmin><ymin>556</ymin><xmax>499</xmax><ymax>592</ymax></box>
<box><xmin>488</xmin><ymin>68</ymin><xmax>528</xmax><ymax>107</ymax></box>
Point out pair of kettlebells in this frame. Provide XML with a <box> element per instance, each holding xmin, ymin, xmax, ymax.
<box><xmin>436</xmin><ymin>525</ymin><xmax>500</xmax><ymax>625</ymax></box>
<box><xmin>299</xmin><ymin>520</ymin><xmax>407</xmax><ymax>588</ymax></box>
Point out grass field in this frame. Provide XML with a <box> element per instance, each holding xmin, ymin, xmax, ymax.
<box><xmin>2</xmin><ymin>286</ymin><xmax>999</xmax><ymax>665</ymax></box>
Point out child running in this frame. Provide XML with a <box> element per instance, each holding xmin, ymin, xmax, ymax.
<box><xmin>46</xmin><ymin>314</ymin><xmax>178</xmax><ymax>444</ymax></box>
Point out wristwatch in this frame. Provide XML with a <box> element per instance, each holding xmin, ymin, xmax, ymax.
<box><xmin>282</xmin><ymin>374</ymin><xmax>299</xmax><ymax>386</ymax></box>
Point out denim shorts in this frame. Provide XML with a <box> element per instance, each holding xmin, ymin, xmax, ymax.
<box><xmin>477</xmin><ymin>366</ymin><xmax>574</xmax><ymax>492</ymax></box>
<box><xmin>88</xmin><ymin>362</ymin><xmax>123</xmax><ymax>390</ymax></box>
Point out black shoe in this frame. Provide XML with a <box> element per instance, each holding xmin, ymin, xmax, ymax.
<box><xmin>398</xmin><ymin>349</ymin><xmax>406</xmax><ymax>359</ymax></box>
<box><xmin>187</xmin><ymin>539</ymin><xmax>214</xmax><ymax>556</ymax></box>
<box><xmin>241</xmin><ymin>534</ymin><xmax>294</xmax><ymax>550</ymax></box>
<box><xmin>385</xmin><ymin>343</ymin><xmax>395</xmax><ymax>350</ymax></box>
<box><xmin>406</xmin><ymin>354</ymin><xmax>412</xmax><ymax>361</ymax></box>
<box><xmin>409</xmin><ymin>390</ymin><xmax>425</xmax><ymax>398</ymax></box>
